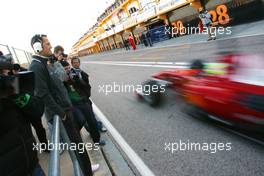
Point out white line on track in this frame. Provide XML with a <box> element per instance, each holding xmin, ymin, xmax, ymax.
<box><xmin>83</xmin><ymin>61</ymin><xmax>189</xmax><ymax>65</ymax></box>
<box><xmin>92</xmin><ymin>102</ymin><xmax>156</xmax><ymax>176</ymax></box>
<box><xmin>83</xmin><ymin>61</ymin><xmax>189</xmax><ymax>69</ymax></box>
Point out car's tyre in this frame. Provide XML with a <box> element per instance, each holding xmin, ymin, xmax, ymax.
<box><xmin>142</xmin><ymin>79</ymin><xmax>162</xmax><ymax>107</ymax></box>
<box><xmin>190</xmin><ymin>59</ymin><xmax>205</xmax><ymax>69</ymax></box>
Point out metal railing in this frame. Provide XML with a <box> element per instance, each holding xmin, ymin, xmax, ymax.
<box><xmin>49</xmin><ymin>105</ymin><xmax>156</xmax><ymax>176</ymax></box>
<box><xmin>48</xmin><ymin>115</ymin><xmax>83</xmax><ymax>176</ymax></box>
<box><xmin>48</xmin><ymin>115</ymin><xmax>60</xmax><ymax>176</ymax></box>
<box><xmin>0</xmin><ymin>43</ymin><xmax>32</xmax><ymax>65</ymax></box>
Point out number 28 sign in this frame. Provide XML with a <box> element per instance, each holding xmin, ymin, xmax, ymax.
<box><xmin>209</xmin><ymin>4</ymin><xmax>231</xmax><ymax>25</ymax></box>
<box><xmin>170</xmin><ymin>4</ymin><xmax>231</xmax><ymax>34</ymax></box>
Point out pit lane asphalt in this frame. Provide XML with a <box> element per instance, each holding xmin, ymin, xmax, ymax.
<box><xmin>80</xmin><ymin>35</ymin><xmax>264</xmax><ymax>176</ymax></box>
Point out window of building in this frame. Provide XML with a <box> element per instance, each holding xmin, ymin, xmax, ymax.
<box><xmin>129</xmin><ymin>7</ymin><xmax>138</xmax><ymax>14</ymax></box>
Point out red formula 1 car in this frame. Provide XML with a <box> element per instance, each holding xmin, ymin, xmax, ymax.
<box><xmin>136</xmin><ymin>60</ymin><xmax>204</xmax><ymax>106</ymax></box>
<box><xmin>136</xmin><ymin>54</ymin><xmax>264</xmax><ymax>133</ymax></box>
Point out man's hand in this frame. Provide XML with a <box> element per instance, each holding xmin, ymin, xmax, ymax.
<box><xmin>61</xmin><ymin>113</ymin><xmax>67</xmax><ymax>121</ymax></box>
<box><xmin>62</xmin><ymin>108</ymin><xmax>73</xmax><ymax>121</ymax></box>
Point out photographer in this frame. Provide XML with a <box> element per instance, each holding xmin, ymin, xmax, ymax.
<box><xmin>47</xmin><ymin>46</ymin><xmax>69</xmax><ymax>82</ymax></box>
<box><xmin>53</xmin><ymin>45</ymin><xmax>66</xmax><ymax>63</ymax></box>
<box><xmin>70</xmin><ymin>58</ymin><xmax>107</xmax><ymax>132</ymax></box>
<box><xmin>61</xmin><ymin>60</ymin><xmax>106</xmax><ymax>145</ymax></box>
<box><xmin>29</xmin><ymin>34</ymin><xmax>99</xmax><ymax>175</ymax></box>
<box><xmin>0</xmin><ymin>58</ymin><xmax>45</xmax><ymax>176</ymax></box>
<box><xmin>0</xmin><ymin>55</ymin><xmax>48</xmax><ymax>147</ymax></box>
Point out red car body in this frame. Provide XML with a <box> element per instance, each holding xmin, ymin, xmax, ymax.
<box><xmin>184</xmin><ymin>75</ymin><xmax>264</xmax><ymax>131</ymax></box>
<box><xmin>150</xmin><ymin>54</ymin><xmax>264</xmax><ymax>132</ymax></box>
<box><xmin>152</xmin><ymin>69</ymin><xmax>201</xmax><ymax>90</ymax></box>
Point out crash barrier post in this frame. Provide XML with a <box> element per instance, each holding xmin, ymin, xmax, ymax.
<box><xmin>92</xmin><ymin>102</ymin><xmax>156</xmax><ymax>176</ymax></box>
<box><xmin>48</xmin><ymin>115</ymin><xmax>61</xmax><ymax>176</ymax></box>
<box><xmin>48</xmin><ymin>115</ymin><xmax>83</xmax><ymax>176</ymax></box>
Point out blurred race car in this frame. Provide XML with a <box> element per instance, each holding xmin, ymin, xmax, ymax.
<box><xmin>136</xmin><ymin>54</ymin><xmax>264</xmax><ymax>133</ymax></box>
<box><xmin>136</xmin><ymin>60</ymin><xmax>205</xmax><ymax>106</ymax></box>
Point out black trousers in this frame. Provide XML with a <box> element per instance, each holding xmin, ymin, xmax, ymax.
<box><xmin>49</xmin><ymin>112</ymin><xmax>93</xmax><ymax>176</ymax></box>
<box><xmin>73</xmin><ymin>100</ymin><xmax>100</xmax><ymax>143</ymax></box>
<box><xmin>124</xmin><ymin>45</ymin><xmax>130</xmax><ymax>50</ymax></box>
<box><xmin>147</xmin><ymin>38</ymin><xmax>153</xmax><ymax>47</ymax></box>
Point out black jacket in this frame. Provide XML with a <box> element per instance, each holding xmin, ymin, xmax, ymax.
<box><xmin>0</xmin><ymin>98</ymin><xmax>38</xmax><ymax>176</ymax></box>
<box><xmin>29</xmin><ymin>55</ymin><xmax>66</xmax><ymax>121</ymax></box>
<box><xmin>80</xmin><ymin>70</ymin><xmax>91</xmax><ymax>98</ymax></box>
<box><xmin>70</xmin><ymin>68</ymin><xmax>91</xmax><ymax>99</ymax></box>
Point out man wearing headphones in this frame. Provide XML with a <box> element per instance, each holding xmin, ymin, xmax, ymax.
<box><xmin>29</xmin><ymin>34</ymin><xmax>99</xmax><ymax>175</ymax></box>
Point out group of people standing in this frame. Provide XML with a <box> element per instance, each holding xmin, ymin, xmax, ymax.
<box><xmin>123</xmin><ymin>31</ymin><xmax>153</xmax><ymax>51</ymax></box>
<box><xmin>29</xmin><ymin>34</ymin><xmax>108</xmax><ymax>175</ymax></box>
<box><xmin>0</xmin><ymin>34</ymin><xmax>107</xmax><ymax>176</ymax></box>
<box><xmin>139</xmin><ymin>31</ymin><xmax>153</xmax><ymax>47</ymax></box>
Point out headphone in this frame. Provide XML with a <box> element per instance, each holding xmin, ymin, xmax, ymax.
<box><xmin>33</xmin><ymin>42</ymin><xmax>43</xmax><ymax>53</ymax></box>
<box><xmin>31</xmin><ymin>34</ymin><xmax>45</xmax><ymax>53</ymax></box>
